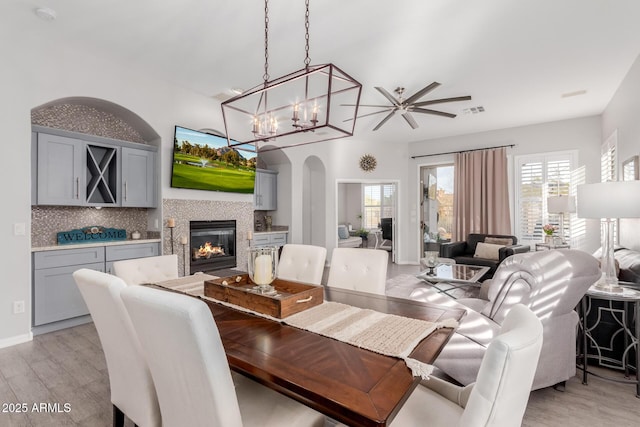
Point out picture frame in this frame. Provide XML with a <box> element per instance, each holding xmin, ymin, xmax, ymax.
<box><xmin>622</xmin><ymin>155</ymin><xmax>639</xmax><ymax>181</ymax></box>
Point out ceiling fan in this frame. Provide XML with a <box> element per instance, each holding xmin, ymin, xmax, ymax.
<box><xmin>350</xmin><ymin>82</ymin><xmax>471</xmax><ymax>131</ymax></box>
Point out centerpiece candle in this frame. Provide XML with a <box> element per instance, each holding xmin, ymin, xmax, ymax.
<box><xmin>253</xmin><ymin>254</ymin><xmax>273</xmax><ymax>285</ymax></box>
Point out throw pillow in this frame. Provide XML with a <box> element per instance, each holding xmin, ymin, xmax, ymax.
<box><xmin>338</xmin><ymin>225</ymin><xmax>349</xmax><ymax>239</ymax></box>
<box><xmin>474</xmin><ymin>242</ymin><xmax>504</xmax><ymax>260</ymax></box>
<box><xmin>484</xmin><ymin>236</ymin><xmax>514</xmax><ymax>246</ymax></box>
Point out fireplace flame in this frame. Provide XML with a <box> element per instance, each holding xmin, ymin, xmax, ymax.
<box><xmin>196</xmin><ymin>242</ymin><xmax>225</xmax><ymax>259</ymax></box>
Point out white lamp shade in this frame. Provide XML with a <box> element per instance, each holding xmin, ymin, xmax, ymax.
<box><xmin>547</xmin><ymin>195</ymin><xmax>576</xmax><ymax>214</ymax></box>
<box><xmin>577</xmin><ymin>181</ymin><xmax>640</xmax><ymax>219</ymax></box>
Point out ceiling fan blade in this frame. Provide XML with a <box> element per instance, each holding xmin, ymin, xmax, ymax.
<box><xmin>401</xmin><ymin>112</ymin><xmax>419</xmax><ymax>129</ymax></box>
<box><xmin>340</xmin><ymin>104</ymin><xmax>396</xmax><ymax>108</ymax></box>
<box><xmin>404</xmin><ymin>82</ymin><xmax>441</xmax><ymax>105</ymax></box>
<box><xmin>373</xmin><ymin>110</ymin><xmax>397</xmax><ymax>131</ymax></box>
<box><xmin>342</xmin><ymin>108</ymin><xmax>394</xmax><ymax>122</ymax></box>
<box><xmin>413</xmin><ymin>95</ymin><xmax>472</xmax><ymax>107</ymax></box>
<box><xmin>375</xmin><ymin>87</ymin><xmax>400</xmax><ymax>106</ymax></box>
<box><xmin>412</xmin><ymin>107</ymin><xmax>457</xmax><ymax>118</ymax></box>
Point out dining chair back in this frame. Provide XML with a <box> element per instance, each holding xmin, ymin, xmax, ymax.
<box><xmin>390</xmin><ymin>304</ymin><xmax>543</xmax><ymax>427</ymax></box>
<box><xmin>277</xmin><ymin>244</ymin><xmax>327</xmax><ymax>285</ymax></box>
<box><xmin>327</xmin><ymin>248</ymin><xmax>388</xmax><ymax>295</ymax></box>
<box><xmin>120</xmin><ymin>285</ymin><xmax>325</xmax><ymax>427</ymax></box>
<box><xmin>72</xmin><ymin>269</ymin><xmax>161</xmax><ymax>427</ymax></box>
<box><xmin>112</xmin><ymin>254</ymin><xmax>179</xmax><ymax>285</ymax></box>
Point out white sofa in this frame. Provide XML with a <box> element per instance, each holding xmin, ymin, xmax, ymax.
<box><xmin>387</xmin><ymin>249</ymin><xmax>600</xmax><ymax>390</ymax></box>
<box><xmin>337</xmin><ymin>224</ymin><xmax>362</xmax><ymax>248</ymax></box>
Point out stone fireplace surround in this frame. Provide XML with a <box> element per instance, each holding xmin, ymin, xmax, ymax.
<box><xmin>162</xmin><ymin>198</ymin><xmax>253</xmax><ymax>276</ymax></box>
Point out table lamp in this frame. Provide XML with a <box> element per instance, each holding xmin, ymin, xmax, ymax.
<box><xmin>577</xmin><ymin>181</ymin><xmax>640</xmax><ymax>292</ymax></box>
<box><xmin>547</xmin><ymin>195</ymin><xmax>576</xmax><ymax>244</ymax></box>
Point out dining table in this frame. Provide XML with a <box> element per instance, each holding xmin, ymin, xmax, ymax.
<box><xmin>150</xmin><ymin>278</ymin><xmax>466</xmax><ymax>427</ymax></box>
<box><xmin>151</xmin><ymin>281</ymin><xmax>465</xmax><ymax>427</ymax></box>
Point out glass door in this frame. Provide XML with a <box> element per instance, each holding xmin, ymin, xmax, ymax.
<box><xmin>420</xmin><ymin>165</ymin><xmax>454</xmax><ymax>258</ymax></box>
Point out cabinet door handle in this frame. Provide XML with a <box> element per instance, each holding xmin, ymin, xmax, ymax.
<box><xmin>124</xmin><ymin>181</ymin><xmax>128</xmax><ymax>201</ymax></box>
<box><xmin>75</xmin><ymin>177</ymin><xmax>79</xmax><ymax>199</ymax></box>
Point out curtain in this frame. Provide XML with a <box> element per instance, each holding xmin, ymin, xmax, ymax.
<box><xmin>453</xmin><ymin>147</ymin><xmax>511</xmax><ymax>240</ymax></box>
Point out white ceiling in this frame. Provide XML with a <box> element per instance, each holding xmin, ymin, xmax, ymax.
<box><xmin>7</xmin><ymin>0</ymin><xmax>640</xmax><ymax>143</ymax></box>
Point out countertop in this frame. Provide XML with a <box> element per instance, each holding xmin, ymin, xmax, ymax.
<box><xmin>254</xmin><ymin>226</ymin><xmax>288</xmax><ymax>235</ymax></box>
<box><xmin>32</xmin><ymin>238</ymin><xmax>162</xmax><ymax>252</ymax></box>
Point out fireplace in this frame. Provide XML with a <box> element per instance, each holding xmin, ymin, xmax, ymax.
<box><xmin>190</xmin><ymin>220</ymin><xmax>236</xmax><ymax>272</ymax></box>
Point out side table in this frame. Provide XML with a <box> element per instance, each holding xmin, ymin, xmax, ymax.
<box><xmin>535</xmin><ymin>242</ymin><xmax>570</xmax><ymax>251</ymax></box>
<box><xmin>577</xmin><ymin>284</ymin><xmax>640</xmax><ymax>397</ymax></box>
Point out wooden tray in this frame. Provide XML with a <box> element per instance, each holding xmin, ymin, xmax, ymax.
<box><xmin>204</xmin><ymin>274</ymin><xmax>323</xmax><ymax>318</ymax></box>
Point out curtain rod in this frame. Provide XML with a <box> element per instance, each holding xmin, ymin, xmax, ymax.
<box><xmin>411</xmin><ymin>144</ymin><xmax>516</xmax><ymax>159</ymax></box>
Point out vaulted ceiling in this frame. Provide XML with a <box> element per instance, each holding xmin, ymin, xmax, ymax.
<box><xmin>8</xmin><ymin>0</ymin><xmax>640</xmax><ymax>143</ymax></box>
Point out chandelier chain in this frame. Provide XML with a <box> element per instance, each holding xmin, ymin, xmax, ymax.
<box><xmin>263</xmin><ymin>0</ymin><xmax>270</xmax><ymax>82</ymax></box>
<box><xmin>304</xmin><ymin>0</ymin><xmax>310</xmax><ymax>68</ymax></box>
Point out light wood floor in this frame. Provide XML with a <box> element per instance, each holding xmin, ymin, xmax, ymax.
<box><xmin>1</xmin><ymin>259</ymin><xmax>639</xmax><ymax>426</ymax></box>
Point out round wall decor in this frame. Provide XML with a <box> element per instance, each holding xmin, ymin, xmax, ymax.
<box><xmin>359</xmin><ymin>154</ymin><xmax>377</xmax><ymax>172</ymax></box>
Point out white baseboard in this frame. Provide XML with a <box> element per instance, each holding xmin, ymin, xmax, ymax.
<box><xmin>0</xmin><ymin>332</ymin><xmax>33</xmax><ymax>349</ymax></box>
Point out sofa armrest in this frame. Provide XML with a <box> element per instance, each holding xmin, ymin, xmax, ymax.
<box><xmin>440</xmin><ymin>241</ymin><xmax>467</xmax><ymax>258</ymax></box>
<box><xmin>498</xmin><ymin>244</ymin><xmax>530</xmax><ymax>262</ymax></box>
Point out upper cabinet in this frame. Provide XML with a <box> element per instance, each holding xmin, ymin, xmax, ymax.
<box><xmin>37</xmin><ymin>133</ymin><xmax>86</xmax><ymax>206</ymax></box>
<box><xmin>33</xmin><ymin>127</ymin><xmax>157</xmax><ymax>208</ymax></box>
<box><xmin>254</xmin><ymin>169</ymin><xmax>277</xmax><ymax>211</ymax></box>
<box><xmin>121</xmin><ymin>147</ymin><xmax>155</xmax><ymax>207</ymax></box>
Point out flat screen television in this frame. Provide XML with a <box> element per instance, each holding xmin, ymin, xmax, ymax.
<box><xmin>171</xmin><ymin>126</ymin><xmax>257</xmax><ymax>194</ymax></box>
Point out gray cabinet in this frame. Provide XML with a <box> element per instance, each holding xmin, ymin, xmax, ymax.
<box><xmin>122</xmin><ymin>147</ymin><xmax>156</xmax><ymax>207</ymax></box>
<box><xmin>36</xmin><ymin>133</ymin><xmax>85</xmax><ymax>206</ymax></box>
<box><xmin>251</xmin><ymin>232</ymin><xmax>287</xmax><ymax>247</ymax></box>
<box><xmin>33</xmin><ymin>127</ymin><xmax>157</xmax><ymax>208</ymax></box>
<box><xmin>254</xmin><ymin>169</ymin><xmax>277</xmax><ymax>210</ymax></box>
<box><xmin>32</xmin><ymin>246</ymin><xmax>104</xmax><ymax>327</ymax></box>
<box><xmin>32</xmin><ymin>242</ymin><xmax>160</xmax><ymax>333</ymax></box>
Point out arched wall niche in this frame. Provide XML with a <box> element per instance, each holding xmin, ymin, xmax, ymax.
<box><xmin>30</xmin><ymin>96</ymin><xmax>161</xmax><ymax>248</ymax></box>
<box><xmin>257</xmin><ymin>146</ymin><xmax>293</xmax><ymax>238</ymax></box>
<box><xmin>31</xmin><ymin>96</ymin><xmax>160</xmax><ymax>146</ymax></box>
<box><xmin>302</xmin><ymin>155</ymin><xmax>326</xmax><ymax>247</ymax></box>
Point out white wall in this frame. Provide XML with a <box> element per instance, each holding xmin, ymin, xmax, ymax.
<box><xmin>0</xmin><ymin>32</ymin><xmax>247</xmax><ymax>345</ymax></box>
<box><xmin>602</xmin><ymin>53</ymin><xmax>640</xmax><ymax>251</ymax></box>
<box><xmin>405</xmin><ymin>116</ymin><xmax>603</xmax><ymax>262</ymax></box>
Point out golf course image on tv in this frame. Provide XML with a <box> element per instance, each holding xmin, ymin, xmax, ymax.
<box><xmin>171</xmin><ymin>126</ymin><xmax>257</xmax><ymax>194</ymax></box>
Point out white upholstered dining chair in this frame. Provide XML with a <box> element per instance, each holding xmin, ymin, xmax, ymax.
<box><xmin>120</xmin><ymin>285</ymin><xmax>326</xmax><ymax>427</ymax></box>
<box><xmin>389</xmin><ymin>304</ymin><xmax>543</xmax><ymax>427</ymax></box>
<box><xmin>112</xmin><ymin>254</ymin><xmax>179</xmax><ymax>285</ymax></box>
<box><xmin>327</xmin><ymin>248</ymin><xmax>388</xmax><ymax>295</ymax></box>
<box><xmin>277</xmin><ymin>244</ymin><xmax>327</xmax><ymax>285</ymax></box>
<box><xmin>72</xmin><ymin>269</ymin><xmax>161</xmax><ymax>427</ymax></box>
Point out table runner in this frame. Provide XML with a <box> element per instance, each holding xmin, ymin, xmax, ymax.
<box><xmin>153</xmin><ymin>275</ymin><xmax>458</xmax><ymax>379</ymax></box>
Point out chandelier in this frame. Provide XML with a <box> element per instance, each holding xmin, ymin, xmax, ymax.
<box><xmin>221</xmin><ymin>0</ymin><xmax>362</xmax><ymax>152</ymax></box>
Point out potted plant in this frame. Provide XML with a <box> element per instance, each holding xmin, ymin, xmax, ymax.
<box><xmin>355</xmin><ymin>228</ymin><xmax>369</xmax><ymax>246</ymax></box>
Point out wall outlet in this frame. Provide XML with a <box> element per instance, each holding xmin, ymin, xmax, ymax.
<box><xmin>13</xmin><ymin>301</ymin><xmax>25</xmax><ymax>314</ymax></box>
<box><xmin>14</xmin><ymin>223</ymin><xmax>26</xmax><ymax>236</ymax></box>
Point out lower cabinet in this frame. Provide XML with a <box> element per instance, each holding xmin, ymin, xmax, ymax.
<box><xmin>32</xmin><ymin>242</ymin><xmax>160</xmax><ymax>334</ymax></box>
<box><xmin>251</xmin><ymin>232</ymin><xmax>287</xmax><ymax>247</ymax></box>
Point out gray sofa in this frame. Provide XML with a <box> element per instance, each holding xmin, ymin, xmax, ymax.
<box><xmin>439</xmin><ymin>233</ymin><xmax>530</xmax><ymax>280</ymax></box>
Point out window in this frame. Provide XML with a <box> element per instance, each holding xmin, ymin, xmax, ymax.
<box><xmin>601</xmin><ymin>131</ymin><xmax>618</xmax><ymax>242</ymax></box>
<box><xmin>362</xmin><ymin>184</ymin><xmax>395</xmax><ymax>229</ymax></box>
<box><xmin>515</xmin><ymin>151</ymin><xmax>577</xmax><ymax>245</ymax></box>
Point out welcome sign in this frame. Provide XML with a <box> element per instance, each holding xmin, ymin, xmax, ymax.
<box><xmin>57</xmin><ymin>226</ymin><xmax>127</xmax><ymax>245</ymax></box>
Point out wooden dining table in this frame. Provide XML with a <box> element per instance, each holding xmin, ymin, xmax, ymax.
<box><xmin>190</xmin><ymin>285</ymin><xmax>466</xmax><ymax>427</ymax></box>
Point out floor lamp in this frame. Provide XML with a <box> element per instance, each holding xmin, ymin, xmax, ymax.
<box><xmin>547</xmin><ymin>195</ymin><xmax>576</xmax><ymax>244</ymax></box>
<box><xmin>577</xmin><ymin>181</ymin><xmax>640</xmax><ymax>293</ymax></box>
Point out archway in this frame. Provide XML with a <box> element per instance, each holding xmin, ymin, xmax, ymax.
<box><xmin>302</xmin><ymin>156</ymin><xmax>326</xmax><ymax>247</ymax></box>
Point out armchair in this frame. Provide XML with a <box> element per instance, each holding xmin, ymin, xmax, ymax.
<box><xmin>405</xmin><ymin>249</ymin><xmax>600</xmax><ymax>390</ymax></box>
<box><xmin>439</xmin><ymin>233</ymin><xmax>530</xmax><ymax>279</ymax></box>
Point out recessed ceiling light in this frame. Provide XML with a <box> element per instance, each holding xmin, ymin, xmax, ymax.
<box><xmin>230</xmin><ymin>88</ymin><xmax>244</xmax><ymax>95</ymax></box>
<box><xmin>561</xmin><ymin>90</ymin><xmax>587</xmax><ymax>98</ymax></box>
<box><xmin>34</xmin><ymin>7</ymin><xmax>57</xmax><ymax>21</ymax></box>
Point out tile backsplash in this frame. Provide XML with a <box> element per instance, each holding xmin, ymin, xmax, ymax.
<box><xmin>31</xmin><ymin>206</ymin><xmax>149</xmax><ymax>247</ymax></box>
